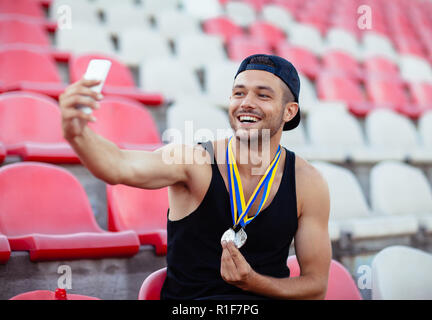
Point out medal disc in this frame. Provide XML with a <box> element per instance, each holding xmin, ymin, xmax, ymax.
<box><xmin>234</xmin><ymin>228</ymin><xmax>247</xmax><ymax>248</ymax></box>
<box><xmin>221</xmin><ymin>228</ymin><xmax>236</xmax><ymax>244</ymax></box>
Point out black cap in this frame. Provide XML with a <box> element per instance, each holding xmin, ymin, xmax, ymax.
<box><xmin>234</xmin><ymin>54</ymin><xmax>301</xmax><ymax>131</ymax></box>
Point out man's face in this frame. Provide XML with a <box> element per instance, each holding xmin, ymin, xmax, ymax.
<box><xmin>228</xmin><ymin>70</ymin><xmax>288</xmax><ymax>142</ymax></box>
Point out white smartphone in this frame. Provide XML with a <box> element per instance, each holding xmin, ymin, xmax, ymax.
<box><xmin>77</xmin><ymin>59</ymin><xmax>112</xmax><ymax>114</ymax></box>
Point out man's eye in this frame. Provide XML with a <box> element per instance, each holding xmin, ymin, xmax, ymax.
<box><xmin>234</xmin><ymin>92</ymin><xmax>244</xmax><ymax>96</ymax></box>
<box><xmin>259</xmin><ymin>94</ymin><xmax>270</xmax><ymax>98</ymax></box>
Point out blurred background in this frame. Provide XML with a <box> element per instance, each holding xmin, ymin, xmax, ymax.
<box><xmin>0</xmin><ymin>0</ymin><xmax>432</xmax><ymax>300</ymax></box>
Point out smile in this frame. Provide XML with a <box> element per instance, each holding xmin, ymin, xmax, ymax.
<box><xmin>237</xmin><ymin>114</ymin><xmax>261</xmax><ymax>123</ymax></box>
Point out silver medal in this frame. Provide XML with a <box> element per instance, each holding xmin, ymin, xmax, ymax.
<box><xmin>234</xmin><ymin>228</ymin><xmax>247</xmax><ymax>248</ymax></box>
<box><xmin>221</xmin><ymin>228</ymin><xmax>236</xmax><ymax>244</ymax></box>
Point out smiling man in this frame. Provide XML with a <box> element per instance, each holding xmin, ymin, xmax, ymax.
<box><xmin>60</xmin><ymin>54</ymin><xmax>331</xmax><ymax>300</ymax></box>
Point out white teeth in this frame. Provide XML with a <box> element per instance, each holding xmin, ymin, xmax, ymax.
<box><xmin>239</xmin><ymin>115</ymin><xmax>259</xmax><ymax>123</ymax></box>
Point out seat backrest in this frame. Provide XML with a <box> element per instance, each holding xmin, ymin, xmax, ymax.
<box><xmin>107</xmin><ymin>184</ymin><xmax>168</xmax><ymax>232</ymax></box>
<box><xmin>138</xmin><ymin>267</ymin><xmax>167</xmax><ymax>300</ymax></box>
<box><xmin>398</xmin><ymin>55</ymin><xmax>432</xmax><ymax>83</ymax></box>
<box><xmin>227</xmin><ymin>36</ymin><xmax>272</xmax><ymax>61</ymax></box>
<box><xmin>0</xmin><ymin>48</ymin><xmax>61</xmax><ymax>85</ymax></box>
<box><xmin>287</xmin><ymin>255</ymin><xmax>362</xmax><ymax>300</ymax></box>
<box><xmin>182</xmin><ymin>0</ymin><xmax>222</xmax><ymax>20</ymax></box>
<box><xmin>307</xmin><ymin>108</ymin><xmax>365</xmax><ymax>148</ymax></box>
<box><xmin>286</xmin><ymin>23</ymin><xmax>325</xmax><ymax>55</ymax></box>
<box><xmin>316</xmin><ymin>72</ymin><xmax>365</xmax><ymax>104</ymax></box>
<box><xmin>248</xmin><ymin>21</ymin><xmax>286</xmax><ymax>48</ymax></box>
<box><xmin>311</xmin><ymin>161</ymin><xmax>371</xmax><ymax>220</ymax></box>
<box><xmin>88</xmin><ymin>96</ymin><xmax>161</xmax><ymax>145</ymax></box>
<box><xmin>0</xmin><ymin>18</ymin><xmax>50</xmax><ymax>47</ymax></box>
<box><xmin>325</xmin><ymin>28</ymin><xmax>361</xmax><ymax>59</ymax></box>
<box><xmin>408</xmin><ymin>82</ymin><xmax>432</xmax><ymax>107</ymax></box>
<box><xmin>0</xmin><ymin>0</ymin><xmax>44</xmax><ymax>18</ymax></box>
<box><xmin>365</xmin><ymin>77</ymin><xmax>409</xmax><ymax>108</ymax></box>
<box><xmin>261</xmin><ymin>4</ymin><xmax>294</xmax><ymax>32</ymax></box>
<box><xmin>370</xmin><ymin>161</ymin><xmax>432</xmax><ymax>216</ymax></box>
<box><xmin>225</xmin><ymin>1</ymin><xmax>256</xmax><ymax>27</ymax></box>
<box><xmin>372</xmin><ymin>245</ymin><xmax>432</xmax><ymax>299</ymax></box>
<box><xmin>203</xmin><ymin>16</ymin><xmax>244</xmax><ymax>43</ymax></box>
<box><xmin>418</xmin><ymin>111</ymin><xmax>432</xmax><ymax>147</ymax></box>
<box><xmin>204</xmin><ymin>60</ymin><xmax>239</xmax><ymax>106</ymax></box>
<box><xmin>365</xmin><ymin>109</ymin><xmax>420</xmax><ymax>149</ymax></box>
<box><xmin>280</xmin><ymin>123</ymin><xmax>307</xmax><ymax>149</ymax></box>
<box><xmin>0</xmin><ymin>162</ymin><xmax>102</xmax><ymax>236</ymax></box>
<box><xmin>69</xmin><ymin>54</ymin><xmax>135</xmax><ymax>87</ymax></box>
<box><xmin>363</xmin><ymin>56</ymin><xmax>400</xmax><ymax>78</ymax></box>
<box><xmin>0</xmin><ymin>91</ymin><xmax>65</xmax><ymax>145</ymax></box>
<box><xmin>156</xmin><ymin>11</ymin><xmax>201</xmax><ymax>40</ymax></box>
<box><xmin>49</xmin><ymin>0</ymin><xmax>99</xmax><ymax>23</ymax></box>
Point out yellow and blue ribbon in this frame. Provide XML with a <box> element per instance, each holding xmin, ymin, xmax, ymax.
<box><xmin>226</xmin><ymin>137</ymin><xmax>282</xmax><ymax>228</ymax></box>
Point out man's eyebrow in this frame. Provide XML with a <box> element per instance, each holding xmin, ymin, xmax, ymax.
<box><xmin>232</xmin><ymin>84</ymin><xmax>275</xmax><ymax>93</ymax></box>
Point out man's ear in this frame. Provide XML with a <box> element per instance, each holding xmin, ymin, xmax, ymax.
<box><xmin>283</xmin><ymin>102</ymin><xmax>299</xmax><ymax>123</ymax></box>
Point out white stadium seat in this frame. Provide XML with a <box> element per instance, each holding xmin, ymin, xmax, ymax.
<box><xmin>312</xmin><ymin>162</ymin><xmax>418</xmax><ymax>240</ymax></box>
<box><xmin>398</xmin><ymin>55</ymin><xmax>432</xmax><ymax>83</ymax></box>
<box><xmin>325</xmin><ymin>28</ymin><xmax>362</xmax><ymax>60</ymax></box>
<box><xmin>225</xmin><ymin>1</ymin><xmax>256</xmax><ymax>27</ymax></box>
<box><xmin>285</xmin><ymin>23</ymin><xmax>325</xmax><ymax>56</ymax></box>
<box><xmin>203</xmin><ymin>60</ymin><xmax>238</xmax><ymax>108</ymax></box>
<box><xmin>154</xmin><ymin>10</ymin><xmax>201</xmax><ymax>40</ymax></box>
<box><xmin>418</xmin><ymin>111</ymin><xmax>432</xmax><ymax>147</ymax></box>
<box><xmin>49</xmin><ymin>0</ymin><xmax>100</xmax><ymax>25</ymax></box>
<box><xmin>141</xmin><ymin>0</ymin><xmax>179</xmax><ymax>17</ymax></box>
<box><xmin>372</xmin><ymin>246</ymin><xmax>432</xmax><ymax>299</ymax></box>
<box><xmin>370</xmin><ymin>161</ymin><xmax>432</xmax><ymax>232</ymax></box>
<box><xmin>181</xmin><ymin>0</ymin><xmax>223</xmax><ymax>20</ymax></box>
<box><xmin>103</xmin><ymin>6</ymin><xmax>152</xmax><ymax>36</ymax></box>
<box><xmin>361</xmin><ymin>32</ymin><xmax>399</xmax><ymax>62</ymax></box>
<box><xmin>260</xmin><ymin>4</ymin><xmax>294</xmax><ymax>34</ymax></box>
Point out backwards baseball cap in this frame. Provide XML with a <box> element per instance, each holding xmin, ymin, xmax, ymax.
<box><xmin>234</xmin><ymin>54</ymin><xmax>301</xmax><ymax>131</ymax></box>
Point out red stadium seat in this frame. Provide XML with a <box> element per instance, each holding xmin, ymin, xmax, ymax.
<box><xmin>0</xmin><ymin>142</ymin><xmax>5</xmax><ymax>163</ymax></box>
<box><xmin>0</xmin><ymin>162</ymin><xmax>140</xmax><ymax>261</ymax></box>
<box><xmin>0</xmin><ymin>91</ymin><xmax>79</xmax><ymax>163</ymax></box>
<box><xmin>0</xmin><ymin>234</ymin><xmax>11</xmax><ymax>264</ymax></box>
<box><xmin>408</xmin><ymin>82</ymin><xmax>432</xmax><ymax>112</ymax></box>
<box><xmin>10</xmin><ymin>290</ymin><xmax>100</xmax><ymax>300</ymax></box>
<box><xmin>88</xmin><ymin>96</ymin><xmax>161</xmax><ymax>148</ymax></box>
<box><xmin>0</xmin><ymin>17</ymin><xmax>50</xmax><ymax>47</ymax></box>
<box><xmin>316</xmin><ymin>72</ymin><xmax>374</xmax><ymax>117</ymax></box>
<box><xmin>287</xmin><ymin>256</ymin><xmax>362</xmax><ymax>300</ymax></box>
<box><xmin>276</xmin><ymin>42</ymin><xmax>321</xmax><ymax>80</ymax></box>
<box><xmin>227</xmin><ymin>36</ymin><xmax>272</xmax><ymax>61</ymax></box>
<box><xmin>365</xmin><ymin>77</ymin><xmax>422</xmax><ymax>119</ymax></box>
<box><xmin>363</xmin><ymin>56</ymin><xmax>402</xmax><ymax>82</ymax></box>
<box><xmin>0</xmin><ymin>0</ymin><xmax>45</xmax><ymax>18</ymax></box>
<box><xmin>321</xmin><ymin>50</ymin><xmax>364</xmax><ymax>81</ymax></box>
<box><xmin>138</xmin><ymin>267</ymin><xmax>167</xmax><ymax>300</ymax></box>
<box><xmin>107</xmin><ymin>185</ymin><xmax>168</xmax><ymax>255</ymax></box>
<box><xmin>69</xmin><ymin>54</ymin><xmax>164</xmax><ymax>106</ymax></box>
<box><xmin>249</xmin><ymin>21</ymin><xmax>286</xmax><ymax>49</ymax></box>
<box><xmin>0</xmin><ymin>47</ymin><xmax>66</xmax><ymax>97</ymax></box>
<box><xmin>202</xmin><ymin>17</ymin><xmax>244</xmax><ymax>43</ymax></box>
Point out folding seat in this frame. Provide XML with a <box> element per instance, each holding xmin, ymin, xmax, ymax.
<box><xmin>365</xmin><ymin>109</ymin><xmax>432</xmax><ymax>162</ymax></box>
<box><xmin>139</xmin><ymin>57</ymin><xmax>202</xmax><ymax>99</ymax></box>
<box><xmin>69</xmin><ymin>53</ymin><xmax>164</xmax><ymax>106</ymax></box>
<box><xmin>372</xmin><ymin>246</ymin><xmax>432</xmax><ymax>299</ymax></box>
<box><xmin>260</xmin><ymin>4</ymin><xmax>294</xmax><ymax>33</ymax></box>
<box><xmin>312</xmin><ymin>161</ymin><xmax>418</xmax><ymax>241</ymax></box>
<box><xmin>248</xmin><ymin>21</ymin><xmax>286</xmax><ymax>49</ymax></box>
<box><xmin>0</xmin><ymin>234</ymin><xmax>11</xmax><ymax>264</ymax></box>
<box><xmin>141</xmin><ymin>0</ymin><xmax>179</xmax><ymax>17</ymax></box>
<box><xmin>363</xmin><ymin>56</ymin><xmax>402</xmax><ymax>82</ymax></box>
<box><xmin>88</xmin><ymin>96</ymin><xmax>162</xmax><ymax>149</ymax></box>
<box><xmin>0</xmin><ymin>47</ymin><xmax>65</xmax><ymax>98</ymax></box>
<box><xmin>315</xmin><ymin>72</ymin><xmax>374</xmax><ymax>117</ymax></box>
<box><xmin>165</xmin><ymin>100</ymin><xmax>233</xmax><ymax>145</ymax></box>
<box><xmin>106</xmin><ymin>185</ymin><xmax>168</xmax><ymax>255</ymax></box>
<box><xmin>277</xmin><ymin>39</ymin><xmax>321</xmax><ymax>80</ymax></box>
<box><xmin>227</xmin><ymin>36</ymin><xmax>272</xmax><ymax>62</ymax></box>
<box><xmin>55</xmin><ymin>24</ymin><xmax>116</xmax><ymax>56</ymax></box>
<box><xmin>285</xmin><ymin>23</ymin><xmax>325</xmax><ymax>56</ymax></box>
<box><xmin>0</xmin><ymin>142</ymin><xmax>6</xmax><ymax>163</ymax></box>
<box><xmin>155</xmin><ymin>11</ymin><xmax>201</xmax><ymax>41</ymax></box>
<box><xmin>202</xmin><ymin>16</ymin><xmax>244</xmax><ymax>44</ymax></box>
<box><xmin>321</xmin><ymin>50</ymin><xmax>364</xmax><ymax>82</ymax></box>
<box><xmin>138</xmin><ymin>267</ymin><xmax>167</xmax><ymax>300</ymax></box>
<box><xmin>0</xmin><ymin>162</ymin><xmax>140</xmax><ymax>261</ymax></box>
<box><xmin>118</xmin><ymin>29</ymin><xmax>172</xmax><ymax>67</ymax></box>
<box><xmin>418</xmin><ymin>111</ymin><xmax>432</xmax><ymax>148</ymax></box>
<box><xmin>370</xmin><ymin>161</ymin><xmax>432</xmax><ymax>233</ymax></box>
<box><xmin>0</xmin><ymin>17</ymin><xmax>50</xmax><ymax>47</ymax></box>
<box><xmin>0</xmin><ymin>0</ymin><xmax>45</xmax><ymax>19</ymax></box>
<box><xmin>296</xmin><ymin>74</ymin><xmax>320</xmax><ymax>114</ymax></box>
<box><xmin>48</xmin><ymin>0</ymin><xmax>100</xmax><ymax>25</ymax></box>
<box><xmin>287</xmin><ymin>256</ymin><xmax>362</xmax><ymax>300</ymax></box>
<box><xmin>325</xmin><ymin>28</ymin><xmax>362</xmax><ymax>60</ymax></box>
<box><xmin>398</xmin><ymin>55</ymin><xmax>432</xmax><ymax>83</ymax></box>
<box><xmin>408</xmin><ymin>82</ymin><xmax>432</xmax><ymax>113</ymax></box>
<box><xmin>242</xmin><ymin>0</ymin><xmax>270</xmax><ymax>11</ymax></box>
<box><xmin>365</xmin><ymin>77</ymin><xmax>422</xmax><ymax>119</ymax></box>
<box><xmin>175</xmin><ymin>34</ymin><xmax>227</xmax><ymax>70</ymax></box>
<box><xmin>10</xmin><ymin>290</ymin><xmax>100</xmax><ymax>300</ymax></box>
<box><xmin>181</xmin><ymin>0</ymin><xmax>223</xmax><ymax>20</ymax></box>
<box><xmin>225</xmin><ymin>1</ymin><xmax>256</xmax><ymax>27</ymax></box>
<box><xmin>0</xmin><ymin>91</ymin><xmax>79</xmax><ymax>163</ymax></box>
<box><xmin>203</xmin><ymin>60</ymin><xmax>239</xmax><ymax>108</ymax></box>
<box><xmin>362</xmin><ymin>32</ymin><xmax>399</xmax><ymax>62</ymax></box>
<box><xmin>103</xmin><ymin>5</ymin><xmax>152</xmax><ymax>36</ymax></box>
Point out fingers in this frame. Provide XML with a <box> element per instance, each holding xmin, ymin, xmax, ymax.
<box><xmin>61</xmin><ymin>94</ymin><xmax>100</xmax><ymax>112</ymax></box>
<box><xmin>220</xmin><ymin>241</ymin><xmax>237</xmax><ymax>281</ymax></box>
<box><xmin>226</xmin><ymin>241</ymin><xmax>247</xmax><ymax>268</ymax></box>
<box><xmin>62</xmin><ymin>106</ymin><xmax>96</xmax><ymax>123</ymax></box>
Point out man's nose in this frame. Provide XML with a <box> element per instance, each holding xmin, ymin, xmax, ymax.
<box><xmin>240</xmin><ymin>92</ymin><xmax>257</xmax><ymax>109</ymax></box>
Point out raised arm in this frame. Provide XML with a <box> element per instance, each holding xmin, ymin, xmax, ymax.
<box><xmin>60</xmin><ymin>79</ymin><xmax>191</xmax><ymax>189</ymax></box>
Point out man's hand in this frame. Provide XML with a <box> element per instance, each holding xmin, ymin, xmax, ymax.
<box><xmin>59</xmin><ymin>79</ymin><xmax>103</xmax><ymax>141</ymax></box>
<box><xmin>220</xmin><ymin>241</ymin><xmax>255</xmax><ymax>291</ymax></box>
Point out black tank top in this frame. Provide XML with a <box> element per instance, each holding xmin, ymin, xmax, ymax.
<box><xmin>160</xmin><ymin>141</ymin><xmax>298</xmax><ymax>300</ymax></box>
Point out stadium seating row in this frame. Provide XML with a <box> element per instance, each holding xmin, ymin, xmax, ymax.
<box><xmin>0</xmin><ymin>158</ymin><xmax>431</xmax><ymax>263</ymax></box>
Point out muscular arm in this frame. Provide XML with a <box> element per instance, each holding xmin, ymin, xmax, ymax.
<box><xmin>221</xmin><ymin>163</ymin><xmax>332</xmax><ymax>299</ymax></box>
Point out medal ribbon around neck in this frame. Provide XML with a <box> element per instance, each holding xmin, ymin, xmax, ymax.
<box><xmin>226</xmin><ymin>136</ymin><xmax>282</xmax><ymax>229</ymax></box>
